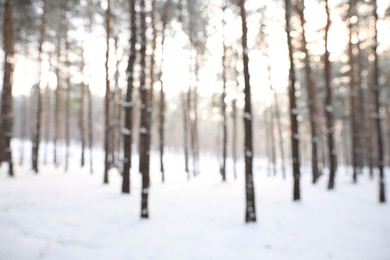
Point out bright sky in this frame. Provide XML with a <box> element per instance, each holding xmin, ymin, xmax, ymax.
<box><xmin>8</xmin><ymin>0</ymin><xmax>390</xmax><ymax>99</ymax></box>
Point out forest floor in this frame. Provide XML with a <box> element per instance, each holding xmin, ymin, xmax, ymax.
<box><xmin>0</xmin><ymin>144</ymin><xmax>389</xmax><ymax>260</ymax></box>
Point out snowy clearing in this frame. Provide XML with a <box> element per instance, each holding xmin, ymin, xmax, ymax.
<box><xmin>0</xmin><ymin>150</ymin><xmax>389</xmax><ymax>260</ymax></box>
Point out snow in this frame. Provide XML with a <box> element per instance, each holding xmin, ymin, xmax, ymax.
<box><xmin>0</xmin><ymin>142</ymin><xmax>389</xmax><ymax>260</ymax></box>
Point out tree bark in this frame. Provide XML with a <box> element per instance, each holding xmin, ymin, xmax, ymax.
<box><xmin>221</xmin><ymin>2</ymin><xmax>227</xmax><ymax>182</ymax></box>
<box><xmin>347</xmin><ymin>0</ymin><xmax>360</xmax><ymax>183</ymax></box>
<box><xmin>32</xmin><ymin>0</ymin><xmax>47</xmax><ymax>174</ymax></box>
<box><xmin>232</xmin><ymin>98</ymin><xmax>238</xmax><ymax>179</ymax></box>
<box><xmin>284</xmin><ymin>0</ymin><xmax>301</xmax><ymax>200</ymax></box>
<box><xmin>324</xmin><ymin>0</ymin><xmax>337</xmax><ymax>190</ymax></box>
<box><xmin>240</xmin><ymin>0</ymin><xmax>256</xmax><ymax>223</ymax></box>
<box><xmin>1</xmin><ymin>0</ymin><xmax>15</xmax><ymax>176</ymax></box>
<box><xmin>372</xmin><ymin>0</ymin><xmax>386</xmax><ymax>203</ymax></box>
<box><xmin>122</xmin><ymin>0</ymin><xmax>137</xmax><ymax>193</ymax></box>
<box><xmin>103</xmin><ymin>0</ymin><xmax>111</xmax><ymax>184</ymax></box>
<box><xmin>80</xmin><ymin>50</ymin><xmax>86</xmax><ymax>168</ymax></box>
<box><xmin>158</xmin><ymin>0</ymin><xmax>171</xmax><ymax>183</ymax></box>
<box><xmin>87</xmin><ymin>85</ymin><xmax>94</xmax><ymax>174</ymax></box>
<box><xmin>296</xmin><ymin>0</ymin><xmax>320</xmax><ymax>184</ymax></box>
<box><xmin>54</xmin><ymin>36</ymin><xmax>62</xmax><ymax>167</ymax></box>
<box><xmin>64</xmin><ymin>39</ymin><xmax>71</xmax><ymax>173</ymax></box>
<box><xmin>139</xmin><ymin>0</ymin><xmax>151</xmax><ymax>219</ymax></box>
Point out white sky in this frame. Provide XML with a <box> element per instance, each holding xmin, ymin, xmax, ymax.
<box><xmin>8</xmin><ymin>0</ymin><xmax>390</xmax><ymax>99</ymax></box>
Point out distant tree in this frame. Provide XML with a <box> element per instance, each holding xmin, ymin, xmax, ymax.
<box><xmin>372</xmin><ymin>0</ymin><xmax>385</xmax><ymax>203</ymax></box>
<box><xmin>103</xmin><ymin>0</ymin><xmax>111</xmax><ymax>184</ymax></box>
<box><xmin>79</xmin><ymin>54</ymin><xmax>86</xmax><ymax>168</ymax></box>
<box><xmin>139</xmin><ymin>0</ymin><xmax>151</xmax><ymax>219</ymax></box>
<box><xmin>32</xmin><ymin>0</ymin><xmax>48</xmax><ymax>174</ymax></box>
<box><xmin>178</xmin><ymin>0</ymin><xmax>190</xmax><ymax>178</ymax></box>
<box><xmin>239</xmin><ymin>0</ymin><xmax>256</xmax><ymax>223</ymax></box>
<box><xmin>158</xmin><ymin>0</ymin><xmax>171</xmax><ymax>183</ymax></box>
<box><xmin>1</xmin><ymin>0</ymin><xmax>15</xmax><ymax>176</ymax></box>
<box><xmin>87</xmin><ymin>84</ymin><xmax>94</xmax><ymax>174</ymax></box>
<box><xmin>284</xmin><ymin>0</ymin><xmax>301</xmax><ymax>200</ymax></box>
<box><xmin>53</xmin><ymin>36</ymin><xmax>63</xmax><ymax>167</ymax></box>
<box><xmin>324</xmin><ymin>0</ymin><xmax>337</xmax><ymax>190</ymax></box>
<box><xmin>122</xmin><ymin>0</ymin><xmax>137</xmax><ymax>193</ymax></box>
<box><xmin>296</xmin><ymin>0</ymin><xmax>320</xmax><ymax>184</ymax></box>
<box><xmin>231</xmin><ymin>98</ymin><xmax>238</xmax><ymax>179</ymax></box>
<box><xmin>347</xmin><ymin>0</ymin><xmax>361</xmax><ymax>183</ymax></box>
<box><xmin>220</xmin><ymin>1</ymin><xmax>227</xmax><ymax>182</ymax></box>
<box><xmin>64</xmin><ymin>40</ymin><xmax>71</xmax><ymax>173</ymax></box>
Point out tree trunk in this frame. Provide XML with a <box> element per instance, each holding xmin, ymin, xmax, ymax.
<box><xmin>139</xmin><ymin>0</ymin><xmax>151</xmax><ymax>219</ymax></box>
<box><xmin>348</xmin><ymin>0</ymin><xmax>360</xmax><ymax>183</ymax></box>
<box><xmin>103</xmin><ymin>0</ymin><xmax>111</xmax><ymax>184</ymax></box>
<box><xmin>122</xmin><ymin>0</ymin><xmax>137</xmax><ymax>193</ymax></box>
<box><xmin>43</xmin><ymin>55</ymin><xmax>52</xmax><ymax>166</ymax></box>
<box><xmin>158</xmin><ymin>0</ymin><xmax>171</xmax><ymax>183</ymax></box>
<box><xmin>19</xmin><ymin>96</ymin><xmax>27</xmax><ymax>165</ymax></box>
<box><xmin>296</xmin><ymin>0</ymin><xmax>320</xmax><ymax>184</ymax></box>
<box><xmin>372</xmin><ymin>0</ymin><xmax>386</xmax><ymax>203</ymax></box>
<box><xmin>284</xmin><ymin>0</ymin><xmax>301</xmax><ymax>201</ymax></box>
<box><xmin>1</xmin><ymin>0</ymin><xmax>15</xmax><ymax>176</ymax></box>
<box><xmin>232</xmin><ymin>98</ymin><xmax>238</xmax><ymax>179</ymax></box>
<box><xmin>324</xmin><ymin>0</ymin><xmax>337</xmax><ymax>190</ymax></box>
<box><xmin>64</xmin><ymin>39</ymin><xmax>71</xmax><ymax>173</ymax></box>
<box><xmin>54</xmin><ymin>36</ymin><xmax>62</xmax><ymax>167</ymax></box>
<box><xmin>80</xmin><ymin>51</ymin><xmax>86</xmax><ymax>168</ymax></box>
<box><xmin>178</xmin><ymin>0</ymin><xmax>190</xmax><ymax>179</ymax></box>
<box><xmin>240</xmin><ymin>0</ymin><xmax>256</xmax><ymax>223</ymax></box>
<box><xmin>87</xmin><ymin>85</ymin><xmax>94</xmax><ymax>174</ymax></box>
<box><xmin>32</xmin><ymin>0</ymin><xmax>47</xmax><ymax>174</ymax></box>
<box><xmin>221</xmin><ymin>3</ymin><xmax>227</xmax><ymax>182</ymax></box>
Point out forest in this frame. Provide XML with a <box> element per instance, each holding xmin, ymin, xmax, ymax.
<box><xmin>1</xmin><ymin>0</ymin><xmax>390</xmax><ymax>259</ymax></box>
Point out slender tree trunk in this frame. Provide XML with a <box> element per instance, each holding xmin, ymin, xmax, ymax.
<box><xmin>103</xmin><ymin>0</ymin><xmax>111</xmax><ymax>184</ymax></box>
<box><xmin>372</xmin><ymin>0</ymin><xmax>385</xmax><ymax>203</ymax></box>
<box><xmin>182</xmin><ymin>91</ymin><xmax>190</xmax><ymax>178</ymax></box>
<box><xmin>324</xmin><ymin>0</ymin><xmax>337</xmax><ymax>190</ymax></box>
<box><xmin>240</xmin><ymin>0</ymin><xmax>256</xmax><ymax>223</ymax></box>
<box><xmin>64</xmin><ymin>39</ymin><xmax>71</xmax><ymax>173</ymax></box>
<box><xmin>122</xmin><ymin>0</ymin><xmax>137</xmax><ymax>193</ymax></box>
<box><xmin>158</xmin><ymin>0</ymin><xmax>171</xmax><ymax>183</ymax></box>
<box><xmin>192</xmin><ymin>58</ymin><xmax>200</xmax><ymax>176</ymax></box>
<box><xmin>32</xmin><ymin>0</ymin><xmax>47</xmax><ymax>174</ymax></box>
<box><xmin>54</xmin><ymin>36</ymin><xmax>62</xmax><ymax>167</ymax></box>
<box><xmin>19</xmin><ymin>96</ymin><xmax>27</xmax><ymax>165</ymax></box>
<box><xmin>43</xmin><ymin>60</ymin><xmax>51</xmax><ymax>166</ymax></box>
<box><xmin>80</xmin><ymin>50</ymin><xmax>86</xmax><ymax>168</ymax></box>
<box><xmin>269</xmin><ymin>107</ymin><xmax>276</xmax><ymax>176</ymax></box>
<box><xmin>348</xmin><ymin>0</ymin><xmax>360</xmax><ymax>183</ymax></box>
<box><xmin>284</xmin><ymin>0</ymin><xmax>301</xmax><ymax>200</ymax></box>
<box><xmin>87</xmin><ymin>85</ymin><xmax>94</xmax><ymax>174</ymax></box>
<box><xmin>139</xmin><ymin>0</ymin><xmax>151</xmax><ymax>218</ymax></box>
<box><xmin>221</xmin><ymin>3</ymin><xmax>227</xmax><ymax>181</ymax></box>
<box><xmin>149</xmin><ymin>0</ymin><xmax>157</xmax><ymax>147</ymax></box>
<box><xmin>232</xmin><ymin>98</ymin><xmax>238</xmax><ymax>179</ymax></box>
<box><xmin>296</xmin><ymin>0</ymin><xmax>320</xmax><ymax>184</ymax></box>
<box><xmin>79</xmin><ymin>83</ymin><xmax>86</xmax><ymax>168</ymax></box>
<box><xmin>1</xmin><ymin>0</ymin><xmax>15</xmax><ymax>176</ymax></box>
<box><xmin>178</xmin><ymin>0</ymin><xmax>189</xmax><ymax>178</ymax></box>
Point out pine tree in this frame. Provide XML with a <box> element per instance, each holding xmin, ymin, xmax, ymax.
<box><xmin>1</xmin><ymin>0</ymin><xmax>15</xmax><ymax>177</ymax></box>
<box><xmin>139</xmin><ymin>0</ymin><xmax>151</xmax><ymax>219</ymax></box>
<box><xmin>103</xmin><ymin>0</ymin><xmax>111</xmax><ymax>184</ymax></box>
<box><xmin>122</xmin><ymin>0</ymin><xmax>137</xmax><ymax>193</ymax></box>
<box><xmin>284</xmin><ymin>0</ymin><xmax>301</xmax><ymax>200</ymax></box>
<box><xmin>32</xmin><ymin>0</ymin><xmax>48</xmax><ymax>174</ymax></box>
<box><xmin>240</xmin><ymin>0</ymin><xmax>256</xmax><ymax>223</ymax></box>
<box><xmin>324</xmin><ymin>0</ymin><xmax>337</xmax><ymax>190</ymax></box>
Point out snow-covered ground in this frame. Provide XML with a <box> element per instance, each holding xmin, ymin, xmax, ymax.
<box><xmin>0</xmin><ymin>143</ymin><xmax>389</xmax><ymax>260</ymax></box>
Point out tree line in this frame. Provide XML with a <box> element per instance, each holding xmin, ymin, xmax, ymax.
<box><xmin>1</xmin><ymin>0</ymin><xmax>389</xmax><ymax>222</ymax></box>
